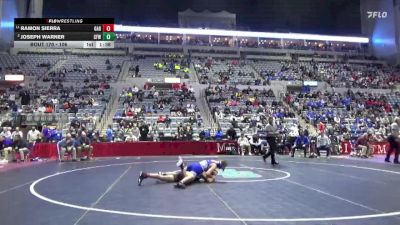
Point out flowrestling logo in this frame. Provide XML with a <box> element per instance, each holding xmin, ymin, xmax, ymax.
<box><xmin>367</xmin><ymin>11</ymin><xmax>388</xmax><ymax>19</ymax></box>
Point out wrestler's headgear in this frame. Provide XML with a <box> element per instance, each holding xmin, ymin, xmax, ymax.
<box><xmin>218</xmin><ymin>160</ymin><xmax>227</xmax><ymax>171</ymax></box>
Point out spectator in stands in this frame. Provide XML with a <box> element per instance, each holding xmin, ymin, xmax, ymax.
<box><xmin>237</xmin><ymin>133</ymin><xmax>250</xmax><ymax>155</ymax></box>
<box><xmin>249</xmin><ymin>134</ymin><xmax>263</xmax><ymax>155</ymax></box>
<box><xmin>57</xmin><ymin>134</ymin><xmax>77</xmax><ymax>162</ymax></box>
<box><xmin>77</xmin><ymin>131</ymin><xmax>93</xmax><ymax>160</ymax></box>
<box><xmin>51</xmin><ymin>127</ymin><xmax>63</xmax><ymax>142</ymax></box>
<box><xmin>27</xmin><ymin>126</ymin><xmax>41</xmax><ymax>145</ymax></box>
<box><xmin>139</xmin><ymin>122</ymin><xmax>149</xmax><ymax>141</ymax></box>
<box><xmin>215</xmin><ymin>128</ymin><xmax>224</xmax><ymax>140</ymax></box>
<box><xmin>131</xmin><ymin>124</ymin><xmax>140</xmax><ymax>141</ymax></box>
<box><xmin>12</xmin><ymin>134</ymin><xmax>29</xmax><ymax>162</ymax></box>
<box><xmin>42</xmin><ymin>125</ymin><xmax>51</xmax><ymax>143</ymax></box>
<box><xmin>355</xmin><ymin>129</ymin><xmax>382</xmax><ymax>158</ymax></box>
<box><xmin>106</xmin><ymin>125</ymin><xmax>114</xmax><ymax>142</ymax></box>
<box><xmin>184</xmin><ymin>124</ymin><xmax>193</xmax><ymax>141</ymax></box>
<box><xmin>226</xmin><ymin>126</ymin><xmax>237</xmax><ymax>140</ymax></box>
<box><xmin>316</xmin><ymin>131</ymin><xmax>331</xmax><ymax>158</ymax></box>
<box><xmin>204</xmin><ymin>128</ymin><xmax>212</xmax><ymax>140</ymax></box>
<box><xmin>291</xmin><ymin>130</ymin><xmax>309</xmax><ymax>157</ymax></box>
<box><xmin>135</xmin><ymin>65</ymin><xmax>140</xmax><ymax>77</ymax></box>
<box><xmin>385</xmin><ymin>119</ymin><xmax>400</xmax><ymax>164</ymax></box>
<box><xmin>0</xmin><ymin>135</ymin><xmax>13</xmax><ymax>163</ymax></box>
<box><xmin>0</xmin><ymin>127</ymin><xmax>11</xmax><ymax>139</ymax></box>
<box><xmin>11</xmin><ymin>127</ymin><xmax>23</xmax><ymax>140</ymax></box>
<box><xmin>177</xmin><ymin>123</ymin><xmax>185</xmax><ymax>140</ymax></box>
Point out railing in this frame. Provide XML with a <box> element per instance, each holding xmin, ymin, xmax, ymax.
<box><xmin>98</xmin><ymin>88</ymin><xmax>118</xmax><ymax>132</ymax></box>
<box><xmin>200</xmin><ymin>89</ymin><xmax>217</xmax><ymax>130</ymax></box>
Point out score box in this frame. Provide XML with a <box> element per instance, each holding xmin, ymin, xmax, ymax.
<box><xmin>102</xmin><ymin>24</ymin><xmax>114</xmax><ymax>32</ymax></box>
<box><xmin>102</xmin><ymin>32</ymin><xmax>116</xmax><ymax>41</ymax></box>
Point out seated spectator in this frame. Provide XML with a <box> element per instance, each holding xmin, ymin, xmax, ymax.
<box><xmin>316</xmin><ymin>131</ymin><xmax>331</xmax><ymax>158</ymax></box>
<box><xmin>77</xmin><ymin>131</ymin><xmax>93</xmax><ymax>160</ymax></box>
<box><xmin>355</xmin><ymin>129</ymin><xmax>382</xmax><ymax>158</ymax></box>
<box><xmin>11</xmin><ymin>127</ymin><xmax>23</xmax><ymax>140</ymax></box>
<box><xmin>0</xmin><ymin>127</ymin><xmax>11</xmax><ymax>139</ymax></box>
<box><xmin>57</xmin><ymin>134</ymin><xmax>77</xmax><ymax>162</ymax></box>
<box><xmin>12</xmin><ymin>134</ymin><xmax>29</xmax><ymax>162</ymax></box>
<box><xmin>204</xmin><ymin>128</ymin><xmax>212</xmax><ymax>140</ymax></box>
<box><xmin>249</xmin><ymin>134</ymin><xmax>263</xmax><ymax>155</ymax></box>
<box><xmin>157</xmin><ymin>115</ymin><xmax>166</xmax><ymax>123</ymax></box>
<box><xmin>0</xmin><ymin>135</ymin><xmax>13</xmax><ymax>163</ymax></box>
<box><xmin>27</xmin><ymin>126</ymin><xmax>41</xmax><ymax>145</ymax></box>
<box><xmin>51</xmin><ymin>128</ymin><xmax>63</xmax><ymax>142</ymax></box>
<box><xmin>237</xmin><ymin>133</ymin><xmax>250</xmax><ymax>155</ymax></box>
<box><xmin>291</xmin><ymin>130</ymin><xmax>309</xmax><ymax>157</ymax></box>
<box><xmin>215</xmin><ymin>128</ymin><xmax>224</xmax><ymax>140</ymax></box>
<box><xmin>42</xmin><ymin>125</ymin><xmax>51</xmax><ymax>143</ymax></box>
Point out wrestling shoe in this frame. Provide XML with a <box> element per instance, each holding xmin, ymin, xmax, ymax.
<box><xmin>174</xmin><ymin>182</ymin><xmax>186</xmax><ymax>189</ymax></box>
<box><xmin>176</xmin><ymin>156</ymin><xmax>184</xmax><ymax>169</ymax></box>
<box><xmin>138</xmin><ymin>171</ymin><xmax>147</xmax><ymax>186</ymax></box>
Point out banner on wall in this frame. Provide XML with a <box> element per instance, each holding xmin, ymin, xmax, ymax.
<box><xmin>341</xmin><ymin>141</ymin><xmax>388</xmax><ymax>155</ymax></box>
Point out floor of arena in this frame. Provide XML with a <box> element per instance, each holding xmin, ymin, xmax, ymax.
<box><xmin>1</xmin><ymin>155</ymin><xmax>400</xmax><ymax>225</ymax></box>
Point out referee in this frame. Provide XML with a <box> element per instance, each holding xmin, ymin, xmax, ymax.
<box><xmin>263</xmin><ymin>116</ymin><xmax>279</xmax><ymax>165</ymax></box>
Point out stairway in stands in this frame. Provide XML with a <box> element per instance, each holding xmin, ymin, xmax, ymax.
<box><xmin>193</xmin><ymin>85</ymin><xmax>214</xmax><ymax>129</ymax></box>
<box><xmin>97</xmin><ymin>60</ymin><xmax>133</xmax><ymax>133</ymax></box>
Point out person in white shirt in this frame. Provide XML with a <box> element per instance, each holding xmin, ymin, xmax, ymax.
<box><xmin>11</xmin><ymin>127</ymin><xmax>23</xmax><ymax>140</ymax></box>
<box><xmin>237</xmin><ymin>133</ymin><xmax>250</xmax><ymax>155</ymax></box>
<box><xmin>316</xmin><ymin>131</ymin><xmax>331</xmax><ymax>158</ymax></box>
<box><xmin>0</xmin><ymin>127</ymin><xmax>12</xmax><ymax>139</ymax></box>
<box><xmin>27</xmin><ymin>126</ymin><xmax>41</xmax><ymax>144</ymax></box>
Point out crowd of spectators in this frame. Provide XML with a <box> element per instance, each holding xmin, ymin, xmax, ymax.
<box><xmin>194</xmin><ymin>58</ymin><xmax>262</xmax><ymax>85</ymax></box>
<box><xmin>254</xmin><ymin>60</ymin><xmax>399</xmax><ymax>89</ymax></box>
<box><xmin>115</xmin><ymin>32</ymin><xmax>367</xmax><ymax>53</ymax></box>
<box><xmin>286</xmin><ymin>89</ymin><xmax>400</xmax><ymax>158</ymax></box>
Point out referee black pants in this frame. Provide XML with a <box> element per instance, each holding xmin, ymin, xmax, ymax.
<box><xmin>264</xmin><ymin>137</ymin><xmax>277</xmax><ymax>164</ymax></box>
<box><xmin>386</xmin><ymin>135</ymin><xmax>399</xmax><ymax>163</ymax></box>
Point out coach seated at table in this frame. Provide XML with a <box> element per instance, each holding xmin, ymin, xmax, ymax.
<box><xmin>57</xmin><ymin>134</ymin><xmax>77</xmax><ymax>162</ymax></box>
<box><xmin>355</xmin><ymin>129</ymin><xmax>382</xmax><ymax>158</ymax></box>
<box><xmin>77</xmin><ymin>132</ymin><xmax>93</xmax><ymax>160</ymax></box>
<box><xmin>237</xmin><ymin>133</ymin><xmax>250</xmax><ymax>155</ymax></box>
<box><xmin>291</xmin><ymin>130</ymin><xmax>309</xmax><ymax>157</ymax></box>
<box><xmin>12</xmin><ymin>134</ymin><xmax>29</xmax><ymax>162</ymax></box>
<box><xmin>316</xmin><ymin>131</ymin><xmax>331</xmax><ymax>158</ymax></box>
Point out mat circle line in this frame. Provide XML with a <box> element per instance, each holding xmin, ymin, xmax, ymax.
<box><xmin>29</xmin><ymin>160</ymin><xmax>400</xmax><ymax>222</ymax></box>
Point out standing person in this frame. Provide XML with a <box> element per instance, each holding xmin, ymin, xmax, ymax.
<box><xmin>139</xmin><ymin>122</ymin><xmax>149</xmax><ymax>141</ymax></box>
<box><xmin>135</xmin><ymin>65</ymin><xmax>139</xmax><ymax>77</ymax></box>
<box><xmin>263</xmin><ymin>117</ymin><xmax>279</xmax><ymax>165</ymax></box>
<box><xmin>106</xmin><ymin>125</ymin><xmax>114</xmax><ymax>142</ymax></box>
<box><xmin>385</xmin><ymin>120</ymin><xmax>400</xmax><ymax>164</ymax></box>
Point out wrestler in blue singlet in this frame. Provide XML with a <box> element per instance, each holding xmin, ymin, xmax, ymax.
<box><xmin>186</xmin><ymin>160</ymin><xmax>225</xmax><ymax>177</ymax></box>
